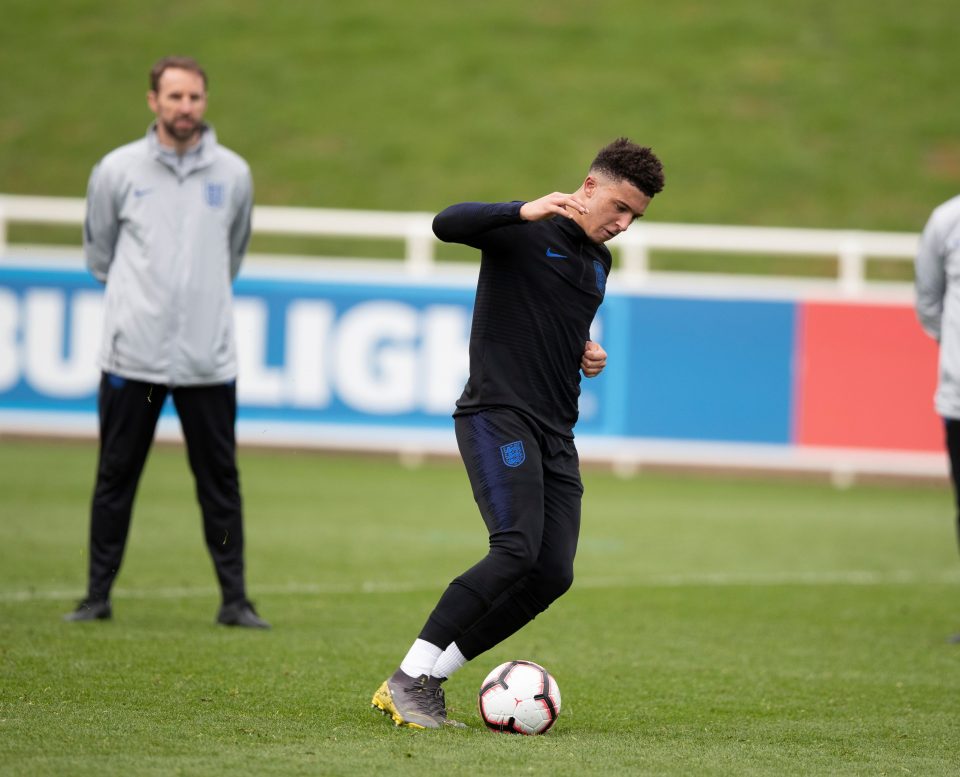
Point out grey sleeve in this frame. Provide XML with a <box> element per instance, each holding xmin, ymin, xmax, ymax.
<box><xmin>915</xmin><ymin>208</ymin><xmax>946</xmax><ymax>341</ymax></box>
<box><xmin>83</xmin><ymin>162</ymin><xmax>120</xmax><ymax>283</ymax></box>
<box><xmin>229</xmin><ymin>167</ymin><xmax>253</xmax><ymax>280</ymax></box>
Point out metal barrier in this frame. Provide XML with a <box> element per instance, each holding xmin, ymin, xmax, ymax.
<box><xmin>0</xmin><ymin>194</ymin><xmax>919</xmax><ymax>295</ymax></box>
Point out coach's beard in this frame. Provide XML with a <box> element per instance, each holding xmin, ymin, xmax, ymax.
<box><xmin>163</xmin><ymin>117</ymin><xmax>202</xmax><ymax>143</ymax></box>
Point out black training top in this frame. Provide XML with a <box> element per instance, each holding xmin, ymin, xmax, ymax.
<box><xmin>433</xmin><ymin>201</ymin><xmax>611</xmax><ymax>438</ymax></box>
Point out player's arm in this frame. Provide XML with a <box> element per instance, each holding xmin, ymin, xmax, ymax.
<box><xmin>519</xmin><ymin>192</ymin><xmax>589</xmax><ymax>222</ymax></box>
<box><xmin>83</xmin><ymin>162</ymin><xmax>120</xmax><ymax>283</ymax></box>
<box><xmin>432</xmin><ymin>194</ymin><xmax>589</xmax><ymax>250</ymax></box>
<box><xmin>432</xmin><ymin>201</ymin><xmax>529</xmax><ymax>249</ymax></box>
<box><xmin>581</xmin><ymin>340</ymin><xmax>607</xmax><ymax>378</ymax></box>
<box><xmin>915</xmin><ymin>210</ymin><xmax>947</xmax><ymax>342</ymax></box>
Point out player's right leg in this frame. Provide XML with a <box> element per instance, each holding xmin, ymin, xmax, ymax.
<box><xmin>65</xmin><ymin>374</ymin><xmax>165</xmax><ymax>621</ymax></box>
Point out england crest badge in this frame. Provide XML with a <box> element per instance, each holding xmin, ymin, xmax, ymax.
<box><xmin>500</xmin><ymin>440</ymin><xmax>526</xmax><ymax>468</ymax></box>
<box><xmin>205</xmin><ymin>182</ymin><xmax>225</xmax><ymax>208</ymax></box>
<box><xmin>593</xmin><ymin>260</ymin><xmax>607</xmax><ymax>294</ymax></box>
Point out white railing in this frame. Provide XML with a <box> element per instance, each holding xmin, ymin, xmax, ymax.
<box><xmin>0</xmin><ymin>193</ymin><xmax>919</xmax><ymax>295</ymax></box>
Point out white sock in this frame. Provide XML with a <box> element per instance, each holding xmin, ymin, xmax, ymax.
<box><xmin>399</xmin><ymin>638</ymin><xmax>443</xmax><ymax>679</ymax></box>
<box><xmin>431</xmin><ymin>641</ymin><xmax>468</xmax><ymax>680</ymax></box>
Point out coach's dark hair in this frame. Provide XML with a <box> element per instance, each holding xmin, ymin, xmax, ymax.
<box><xmin>149</xmin><ymin>56</ymin><xmax>208</xmax><ymax>92</ymax></box>
<box><xmin>590</xmin><ymin>138</ymin><xmax>664</xmax><ymax>198</ymax></box>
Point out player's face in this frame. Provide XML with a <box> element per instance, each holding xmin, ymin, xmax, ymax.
<box><xmin>580</xmin><ymin>175</ymin><xmax>651</xmax><ymax>244</ymax></box>
<box><xmin>147</xmin><ymin>67</ymin><xmax>207</xmax><ymax>146</ymax></box>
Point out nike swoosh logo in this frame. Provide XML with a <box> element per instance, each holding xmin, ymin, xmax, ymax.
<box><xmin>133</xmin><ymin>188</ymin><xmax>152</xmax><ymax>198</ymax></box>
<box><xmin>546</xmin><ymin>248</ymin><xmax>568</xmax><ymax>259</ymax></box>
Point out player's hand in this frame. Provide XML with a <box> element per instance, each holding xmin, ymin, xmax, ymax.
<box><xmin>581</xmin><ymin>340</ymin><xmax>607</xmax><ymax>377</ymax></box>
<box><xmin>520</xmin><ymin>192</ymin><xmax>589</xmax><ymax>222</ymax></box>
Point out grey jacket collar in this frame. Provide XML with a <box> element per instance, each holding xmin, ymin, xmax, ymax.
<box><xmin>145</xmin><ymin>123</ymin><xmax>218</xmax><ymax>179</ymax></box>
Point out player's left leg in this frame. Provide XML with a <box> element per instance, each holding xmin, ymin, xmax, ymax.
<box><xmin>944</xmin><ymin>418</ymin><xmax>960</xmax><ymax>643</ymax></box>
<box><xmin>437</xmin><ymin>433</ymin><xmax>582</xmax><ymax>670</ymax></box>
<box><xmin>416</xmin><ymin>409</ymin><xmax>548</xmax><ymax>656</ymax></box>
<box><xmin>173</xmin><ymin>381</ymin><xmax>268</xmax><ymax>629</ymax></box>
<box><xmin>374</xmin><ymin>409</ymin><xmax>546</xmax><ymax>727</ymax></box>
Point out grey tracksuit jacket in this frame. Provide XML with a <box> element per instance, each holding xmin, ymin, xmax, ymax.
<box><xmin>916</xmin><ymin>193</ymin><xmax>960</xmax><ymax>419</ymax></box>
<box><xmin>84</xmin><ymin>124</ymin><xmax>253</xmax><ymax>386</ymax></box>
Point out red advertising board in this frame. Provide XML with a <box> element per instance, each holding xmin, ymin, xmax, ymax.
<box><xmin>795</xmin><ymin>302</ymin><xmax>943</xmax><ymax>452</ymax></box>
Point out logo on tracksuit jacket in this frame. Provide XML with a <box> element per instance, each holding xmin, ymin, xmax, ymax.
<box><xmin>205</xmin><ymin>183</ymin><xmax>225</xmax><ymax>208</ymax></box>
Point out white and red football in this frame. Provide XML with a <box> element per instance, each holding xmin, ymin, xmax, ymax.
<box><xmin>477</xmin><ymin>660</ymin><xmax>561</xmax><ymax>735</ymax></box>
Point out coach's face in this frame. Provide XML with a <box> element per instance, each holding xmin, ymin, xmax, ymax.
<box><xmin>579</xmin><ymin>174</ymin><xmax>651</xmax><ymax>244</ymax></box>
<box><xmin>148</xmin><ymin>67</ymin><xmax>207</xmax><ymax>147</ymax></box>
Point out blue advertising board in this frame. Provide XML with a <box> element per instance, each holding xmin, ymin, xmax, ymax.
<box><xmin>0</xmin><ymin>258</ymin><xmax>795</xmax><ymax>449</ymax></box>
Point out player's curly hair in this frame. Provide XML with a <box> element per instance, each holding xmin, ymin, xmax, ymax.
<box><xmin>590</xmin><ymin>138</ymin><xmax>665</xmax><ymax>198</ymax></box>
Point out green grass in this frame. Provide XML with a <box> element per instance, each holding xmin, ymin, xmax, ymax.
<box><xmin>2</xmin><ymin>0</ymin><xmax>960</xmax><ymax>237</ymax></box>
<box><xmin>2</xmin><ymin>438</ymin><xmax>959</xmax><ymax>775</ymax></box>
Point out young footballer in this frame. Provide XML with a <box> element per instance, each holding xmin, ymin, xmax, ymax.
<box><xmin>373</xmin><ymin>138</ymin><xmax>665</xmax><ymax>727</ymax></box>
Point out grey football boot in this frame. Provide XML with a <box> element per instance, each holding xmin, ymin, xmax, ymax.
<box><xmin>372</xmin><ymin>669</ymin><xmax>466</xmax><ymax>729</ymax></box>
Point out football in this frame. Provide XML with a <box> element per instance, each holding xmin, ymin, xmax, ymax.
<box><xmin>477</xmin><ymin>660</ymin><xmax>561</xmax><ymax>735</ymax></box>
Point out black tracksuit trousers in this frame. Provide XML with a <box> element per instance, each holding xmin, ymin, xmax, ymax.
<box><xmin>945</xmin><ymin>419</ymin><xmax>960</xmax><ymax>554</ymax></box>
<box><xmin>419</xmin><ymin>408</ymin><xmax>583</xmax><ymax>660</ymax></box>
<box><xmin>86</xmin><ymin>372</ymin><xmax>247</xmax><ymax>605</ymax></box>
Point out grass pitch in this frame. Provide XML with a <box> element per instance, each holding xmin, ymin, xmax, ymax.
<box><xmin>2</xmin><ymin>438</ymin><xmax>959</xmax><ymax>776</ymax></box>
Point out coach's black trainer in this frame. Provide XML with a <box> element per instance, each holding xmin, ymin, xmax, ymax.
<box><xmin>216</xmin><ymin>600</ymin><xmax>270</xmax><ymax>629</ymax></box>
<box><xmin>372</xmin><ymin>669</ymin><xmax>465</xmax><ymax>729</ymax></box>
<box><xmin>63</xmin><ymin>599</ymin><xmax>112</xmax><ymax>622</ymax></box>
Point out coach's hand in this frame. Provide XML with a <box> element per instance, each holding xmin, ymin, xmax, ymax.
<box><xmin>581</xmin><ymin>340</ymin><xmax>607</xmax><ymax>378</ymax></box>
<box><xmin>520</xmin><ymin>193</ymin><xmax>589</xmax><ymax>222</ymax></box>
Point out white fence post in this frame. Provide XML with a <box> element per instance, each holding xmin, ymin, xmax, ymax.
<box><xmin>617</xmin><ymin>233</ymin><xmax>650</xmax><ymax>281</ymax></box>
<box><xmin>404</xmin><ymin>217</ymin><xmax>435</xmax><ymax>275</ymax></box>
<box><xmin>0</xmin><ymin>201</ymin><xmax>7</xmax><ymax>257</ymax></box>
<box><xmin>838</xmin><ymin>234</ymin><xmax>866</xmax><ymax>297</ymax></box>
